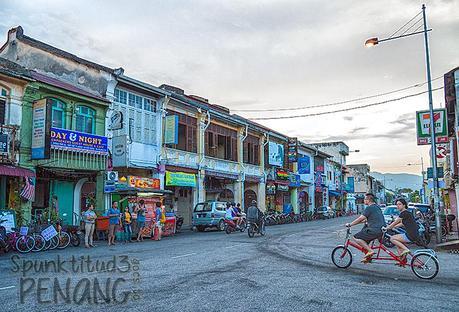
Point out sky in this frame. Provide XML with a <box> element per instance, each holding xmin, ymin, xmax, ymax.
<box><xmin>1</xmin><ymin>0</ymin><xmax>458</xmax><ymax>174</ymax></box>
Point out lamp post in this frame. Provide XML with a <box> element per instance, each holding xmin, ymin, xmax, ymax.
<box><xmin>341</xmin><ymin>149</ymin><xmax>360</xmax><ymax>212</ymax></box>
<box><xmin>365</xmin><ymin>4</ymin><xmax>441</xmax><ymax>243</ymax></box>
<box><xmin>407</xmin><ymin>157</ymin><xmax>426</xmax><ymax>204</ymax></box>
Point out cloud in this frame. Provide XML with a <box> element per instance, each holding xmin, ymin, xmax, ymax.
<box><xmin>343</xmin><ymin>116</ymin><xmax>354</xmax><ymax>121</ymax></box>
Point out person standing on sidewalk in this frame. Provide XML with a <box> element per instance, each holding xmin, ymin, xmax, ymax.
<box><xmin>108</xmin><ymin>201</ymin><xmax>120</xmax><ymax>246</ymax></box>
<box><xmin>154</xmin><ymin>202</ymin><xmax>163</xmax><ymax>241</ymax></box>
<box><xmin>122</xmin><ymin>206</ymin><xmax>133</xmax><ymax>243</ymax></box>
<box><xmin>83</xmin><ymin>204</ymin><xmax>97</xmax><ymax>248</ymax></box>
<box><xmin>136</xmin><ymin>200</ymin><xmax>146</xmax><ymax>242</ymax></box>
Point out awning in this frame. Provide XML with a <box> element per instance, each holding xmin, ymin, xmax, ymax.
<box><xmin>329</xmin><ymin>190</ymin><xmax>345</xmax><ymax>197</ymax></box>
<box><xmin>0</xmin><ymin>165</ymin><xmax>35</xmax><ymax>177</ymax></box>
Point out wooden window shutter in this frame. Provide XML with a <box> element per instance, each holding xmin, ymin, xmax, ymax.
<box><xmin>0</xmin><ymin>99</ymin><xmax>5</xmax><ymax>124</ymax></box>
<box><xmin>254</xmin><ymin>144</ymin><xmax>260</xmax><ymax>165</ymax></box>
<box><xmin>231</xmin><ymin>138</ymin><xmax>238</xmax><ymax>161</ymax></box>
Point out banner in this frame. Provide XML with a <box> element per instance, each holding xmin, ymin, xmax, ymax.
<box><xmin>416</xmin><ymin>109</ymin><xmax>448</xmax><ymax>145</ymax></box>
<box><xmin>298</xmin><ymin>156</ymin><xmax>311</xmax><ymax>174</ymax></box>
<box><xmin>50</xmin><ymin>127</ymin><xmax>108</xmax><ymax>154</ymax></box>
<box><xmin>0</xmin><ymin>133</ymin><xmax>8</xmax><ymax>154</ymax></box>
<box><xmin>164</xmin><ymin>115</ymin><xmax>179</xmax><ymax>144</ymax></box>
<box><xmin>268</xmin><ymin>142</ymin><xmax>284</xmax><ymax>167</ymax></box>
<box><xmin>31</xmin><ymin>99</ymin><xmax>51</xmax><ymax>159</ymax></box>
<box><xmin>165</xmin><ymin>171</ymin><xmax>196</xmax><ymax>187</ymax></box>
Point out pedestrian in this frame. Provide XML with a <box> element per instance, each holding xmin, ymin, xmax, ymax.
<box><xmin>82</xmin><ymin>204</ymin><xmax>97</xmax><ymax>248</ymax></box>
<box><xmin>122</xmin><ymin>206</ymin><xmax>133</xmax><ymax>243</ymax></box>
<box><xmin>136</xmin><ymin>200</ymin><xmax>146</xmax><ymax>242</ymax></box>
<box><xmin>108</xmin><ymin>201</ymin><xmax>120</xmax><ymax>246</ymax></box>
<box><xmin>154</xmin><ymin>202</ymin><xmax>162</xmax><ymax>241</ymax></box>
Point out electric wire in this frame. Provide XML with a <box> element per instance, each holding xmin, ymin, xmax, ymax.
<box><xmin>248</xmin><ymin>87</ymin><xmax>444</xmax><ymax>120</ymax></box>
<box><xmin>399</xmin><ymin>17</ymin><xmax>424</xmax><ymax>37</ymax></box>
<box><xmin>232</xmin><ymin>76</ymin><xmax>443</xmax><ymax>112</ymax></box>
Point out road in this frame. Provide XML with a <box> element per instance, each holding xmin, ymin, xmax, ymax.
<box><xmin>0</xmin><ymin>216</ymin><xmax>458</xmax><ymax>312</ymax></box>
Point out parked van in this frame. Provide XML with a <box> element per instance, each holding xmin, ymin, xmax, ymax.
<box><xmin>192</xmin><ymin>201</ymin><xmax>228</xmax><ymax>232</ymax></box>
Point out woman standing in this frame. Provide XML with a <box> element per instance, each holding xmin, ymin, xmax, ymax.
<box><xmin>136</xmin><ymin>200</ymin><xmax>146</xmax><ymax>242</ymax></box>
<box><xmin>122</xmin><ymin>206</ymin><xmax>133</xmax><ymax>243</ymax></box>
<box><xmin>82</xmin><ymin>204</ymin><xmax>97</xmax><ymax>248</ymax></box>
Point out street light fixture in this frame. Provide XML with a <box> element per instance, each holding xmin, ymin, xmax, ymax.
<box><xmin>364</xmin><ymin>4</ymin><xmax>441</xmax><ymax>243</ymax></box>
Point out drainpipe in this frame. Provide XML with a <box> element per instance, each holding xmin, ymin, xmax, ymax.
<box><xmin>197</xmin><ymin>110</ymin><xmax>211</xmax><ymax>203</ymax></box>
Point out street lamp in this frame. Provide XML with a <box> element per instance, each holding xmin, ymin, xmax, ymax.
<box><xmin>341</xmin><ymin>149</ymin><xmax>360</xmax><ymax>212</ymax></box>
<box><xmin>407</xmin><ymin>157</ymin><xmax>426</xmax><ymax>204</ymax></box>
<box><xmin>365</xmin><ymin>4</ymin><xmax>441</xmax><ymax>243</ymax></box>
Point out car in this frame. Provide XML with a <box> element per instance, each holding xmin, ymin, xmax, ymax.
<box><xmin>316</xmin><ymin>206</ymin><xmax>332</xmax><ymax>219</ymax></box>
<box><xmin>408</xmin><ymin>203</ymin><xmax>432</xmax><ymax>217</ymax></box>
<box><xmin>192</xmin><ymin>201</ymin><xmax>228</xmax><ymax>232</ymax></box>
<box><xmin>383</xmin><ymin>205</ymin><xmax>399</xmax><ymax>224</ymax></box>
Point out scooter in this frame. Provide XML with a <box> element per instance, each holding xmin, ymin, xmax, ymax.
<box><xmin>175</xmin><ymin>215</ymin><xmax>184</xmax><ymax>233</ymax></box>
<box><xmin>247</xmin><ymin>218</ymin><xmax>266</xmax><ymax>238</ymax></box>
<box><xmin>224</xmin><ymin>218</ymin><xmax>246</xmax><ymax>234</ymax></box>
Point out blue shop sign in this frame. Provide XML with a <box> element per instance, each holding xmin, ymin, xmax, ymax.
<box><xmin>289</xmin><ymin>174</ymin><xmax>301</xmax><ymax>187</ymax></box>
<box><xmin>298</xmin><ymin>156</ymin><xmax>311</xmax><ymax>174</ymax></box>
<box><xmin>50</xmin><ymin>127</ymin><xmax>108</xmax><ymax>155</ymax></box>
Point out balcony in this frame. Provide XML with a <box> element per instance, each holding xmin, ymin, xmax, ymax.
<box><xmin>243</xmin><ymin>163</ymin><xmax>263</xmax><ymax>177</ymax></box>
<box><xmin>163</xmin><ymin>147</ymin><xmax>199</xmax><ymax>169</ymax></box>
<box><xmin>203</xmin><ymin>156</ymin><xmax>238</xmax><ymax>173</ymax></box>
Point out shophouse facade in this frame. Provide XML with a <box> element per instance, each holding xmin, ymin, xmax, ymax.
<box><xmin>296</xmin><ymin>143</ymin><xmax>316</xmax><ymax>212</ymax></box>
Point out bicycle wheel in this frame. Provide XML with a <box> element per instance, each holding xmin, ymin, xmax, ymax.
<box><xmin>49</xmin><ymin>235</ymin><xmax>59</xmax><ymax>250</ymax></box>
<box><xmin>331</xmin><ymin>246</ymin><xmax>353</xmax><ymax>269</ymax></box>
<box><xmin>16</xmin><ymin>236</ymin><xmax>35</xmax><ymax>253</ymax></box>
<box><xmin>57</xmin><ymin>232</ymin><xmax>71</xmax><ymax>249</ymax></box>
<box><xmin>411</xmin><ymin>252</ymin><xmax>439</xmax><ymax>280</ymax></box>
<box><xmin>32</xmin><ymin>234</ymin><xmax>45</xmax><ymax>252</ymax></box>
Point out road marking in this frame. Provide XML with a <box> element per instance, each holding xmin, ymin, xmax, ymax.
<box><xmin>225</xmin><ymin>244</ymin><xmax>241</xmax><ymax>249</ymax></box>
<box><xmin>0</xmin><ymin>286</ymin><xmax>15</xmax><ymax>291</ymax></box>
<box><xmin>171</xmin><ymin>253</ymin><xmax>196</xmax><ymax>259</ymax></box>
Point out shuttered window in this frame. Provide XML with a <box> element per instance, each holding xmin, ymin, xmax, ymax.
<box><xmin>0</xmin><ymin>99</ymin><xmax>5</xmax><ymax>125</ymax></box>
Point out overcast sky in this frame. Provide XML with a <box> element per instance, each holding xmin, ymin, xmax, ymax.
<box><xmin>1</xmin><ymin>0</ymin><xmax>458</xmax><ymax>174</ymax></box>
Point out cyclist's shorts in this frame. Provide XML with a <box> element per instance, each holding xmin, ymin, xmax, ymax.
<box><xmin>354</xmin><ymin>228</ymin><xmax>382</xmax><ymax>243</ymax></box>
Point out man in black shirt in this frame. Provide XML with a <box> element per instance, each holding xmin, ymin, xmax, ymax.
<box><xmin>385</xmin><ymin>198</ymin><xmax>420</xmax><ymax>258</ymax></box>
<box><xmin>345</xmin><ymin>193</ymin><xmax>385</xmax><ymax>262</ymax></box>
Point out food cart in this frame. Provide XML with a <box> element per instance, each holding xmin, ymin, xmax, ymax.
<box><xmin>104</xmin><ymin>176</ymin><xmax>175</xmax><ymax>239</ymax></box>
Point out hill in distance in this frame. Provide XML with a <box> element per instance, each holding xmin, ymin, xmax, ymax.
<box><xmin>370</xmin><ymin>172</ymin><xmax>423</xmax><ymax>192</ymax></box>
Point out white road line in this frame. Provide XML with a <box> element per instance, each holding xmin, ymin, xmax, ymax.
<box><xmin>0</xmin><ymin>286</ymin><xmax>15</xmax><ymax>291</ymax></box>
<box><xmin>224</xmin><ymin>245</ymin><xmax>241</xmax><ymax>249</ymax></box>
<box><xmin>171</xmin><ymin>253</ymin><xmax>196</xmax><ymax>259</ymax></box>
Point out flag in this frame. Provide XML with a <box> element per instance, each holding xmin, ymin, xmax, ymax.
<box><xmin>20</xmin><ymin>177</ymin><xmax>35</xmax><ymax>201</ymax></box>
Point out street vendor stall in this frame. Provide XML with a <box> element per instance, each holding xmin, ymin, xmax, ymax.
<box><xmin>104</xmin><ymin>176</ymin><xmax>175</xmax><ymax>239</ymax></box>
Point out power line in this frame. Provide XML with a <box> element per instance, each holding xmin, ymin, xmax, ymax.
<box><xmin>248</xmin><ymin>87</ymin><xmax>444</xmax><ymax>120</ymax></box>
<box><xmin>232</xmin><ymin>76</ymin><xmax>443</xmax><ymax>112</ymax></box>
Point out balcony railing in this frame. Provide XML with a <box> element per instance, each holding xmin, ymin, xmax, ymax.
<box><xmin>163</xmin><ymin>148</ymin><xmax>199</xmax><ymax>168</ymax></box>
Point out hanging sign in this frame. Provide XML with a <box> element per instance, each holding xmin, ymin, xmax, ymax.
<box><xmin>268</xmin><ymin>142</ymin><xmax>284</xmax><ymax>167</ymax></box>
<box><xmin>416</xmin><ymin>109</ymin><xmax>448</xmax><ymax>145</ymax></box>
<box><xmin>128</xmin><ymin>176</ymin><xmax>160</xmax><ymax>189</ymax></box>
<box><xmin>109</xmin><ymin>110</ymin><xmax>123</xmax><ymax>130</ymax></box>
<box><xmin>41</xmin><ymin>225</ymin><xmax>58</xmax><ymax>241</ymax></box>
<box><xmin>288</xmin><ymin>137</ymin><xmax>298</xmax><ymax>163</ymax></box>
<box><xmin>165</xmin><ymin>171</ymin><xmax>196</xmax><ymax>187</ymax></box>
<box><xmin>164</xmin><ymin>115</ymin><xmax>179</xmax><ymax>144</ymax></box>
<box><xmin>0</xmin><ymin>133</ymin><xmax>8</xmax><ymax>154</ymax></box>
<box><xmin>50</xmin><ymin>127</ymin><xmax>108</xmax><ymax>155</ymax></box>
<box><xmin>298</xmin><ymin>156</ymin><xmax>311</xmax><ymax>174</ymax></box>
<box><xmin>31</xmin><ymin>99</ymin><xmax>51</xmax><ymax>159</ymax></box>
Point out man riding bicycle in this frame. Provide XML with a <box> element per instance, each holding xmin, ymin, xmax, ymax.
<box><xmin>345</xmin><ymin>193</ymin><xmax>385</xmax><ymax>262</ymax></box>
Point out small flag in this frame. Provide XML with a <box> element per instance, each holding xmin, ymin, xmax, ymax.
<box><xmin>20</xmin><ymin>177</ymin><xmax>35</xmax><ymax>201</ymax></box>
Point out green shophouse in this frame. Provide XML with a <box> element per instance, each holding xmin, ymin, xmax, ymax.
<box><xmin>20</xmin><ymin>72</ymin><xmax>109</xmax><ymax>225</ymax></box>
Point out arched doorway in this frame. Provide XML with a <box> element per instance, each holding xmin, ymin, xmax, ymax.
<box><xmin>298</xmin><ymin>191</ymin><xmax>309</xmax><ymax>213</ymax></box>
<box><xmin>244</xmin><ymin>189</ymin><xmax>257</xmax><ymax>211</ymax></box>
<box><xmin>219</xmin><ymin>189</ymin><xmax>234</xmax><ymax>202</ymax></box>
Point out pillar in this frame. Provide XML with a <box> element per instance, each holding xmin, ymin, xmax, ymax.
<box><xmin>258</xmin><ymin>181</ymin><xmax>266</xmax><ymax>212</ymax></box>
<box><xmin>291</xmin><ymin>162</ymin><xmax>299</xmax><ymax>214</ymax></box>
<box><xmin>236</xmin><ymin>126</ymin><xmax>245</xmax><ymax>206</ymax></box>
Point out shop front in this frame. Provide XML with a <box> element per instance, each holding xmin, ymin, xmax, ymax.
<box><xmin>244</xmin><ymin>175</ymin><xmax>261</xmax><ymax>211</ymax></box>
<box><xmin>204</xmin><ymin>170</ymin><xmax>238</xmax><ymax>202</ymax></box>
<box><xmin>165</xmin><ymin>168</ymin><xmax>197</xmax><ymax>226</ymax></box>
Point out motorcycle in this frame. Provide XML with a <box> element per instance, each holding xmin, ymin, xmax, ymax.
<box><xmin>224</xmin><ymin>218</ymin><xmax>246</xmax><ymax>234</ymax></box>
<box><xmin>383</xmin><ymin>219</ymin><xmax>428</xmax><ymax>248</ymax></box>
<box><xmin>247</xmin><ymin>218</ymin><xmax>266</xmax><ymax>238</ymax></box>
<box><xmin>175</xmin><ymin>215</ymin><xmax>184</xmax><ymax>233</ymax></box>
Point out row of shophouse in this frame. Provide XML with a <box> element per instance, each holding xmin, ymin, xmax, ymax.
<box><xmin>0</xmin><ymin>26</ymin><xmax>381</xmax><ymax>228</ymax></box>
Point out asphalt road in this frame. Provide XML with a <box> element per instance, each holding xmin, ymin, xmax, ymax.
<box><xmin>0</xmin><ymin>216</ymin><xmax>458</xmax><ymax>312</ymax></box>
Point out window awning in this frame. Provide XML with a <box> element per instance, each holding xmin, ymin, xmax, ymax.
<box><xmin>0</xmin><ymin>165</ymin><xmax>35</xmax><ymax>177</ymax></box>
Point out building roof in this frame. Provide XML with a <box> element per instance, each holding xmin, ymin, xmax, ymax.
<box><xmin>0</xmin><ymin>57</ymin><xmax>33</xmax><ymax>81</ymax></box>
<box><xmin>2</xmin><ymin>26</ymin><xmax>116</xmax><ymax>74</ymax></box>
<box><xmin>31</xmin><ymin>71</ymin><xmax>109</xmax><ymax>103</ymax></box>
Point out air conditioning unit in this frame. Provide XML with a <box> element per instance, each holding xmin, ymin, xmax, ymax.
<box><xmin>105</xmin><ymin>171</ymin><xmax>119</xmax><ymax>182</ymax></box>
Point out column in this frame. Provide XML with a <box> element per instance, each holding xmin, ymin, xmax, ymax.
<box><xmin>258</xmin><ymin>181</ymin><xmax>266</xmax><ymax>212</ymax></box>
<box><xmin>291</xmin><ymin>162</ymin><xmax>298</xmax><ymax>214</ymax></box>
<box><xmin>196</xmin><ymin>112</ymin><xmax>207</xmax><ymax>203</ymax></box>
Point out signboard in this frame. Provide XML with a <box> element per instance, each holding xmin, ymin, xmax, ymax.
<box><xmin>41</xmin><ymin>225</ymin><xmax>58</xmax><ymax>241</ymax></box>
<box><xmin>287</xmin><ymin>137</ymin><xmax>298</xmax><ymax>163</ymax></box>
<box><xmin>165</xmin><ymin>171</ymin><xmax>196</xmax><ymax>187</ymax></box>
<box><xmin>277</xmin><ymin>184</ymin><xmax>289</xmax><ymax>192</ymax></box>
<box><xmin>314</xmin><ymin>157</ymin><xmax>324</xmax><ymax>172</ymax></box>
<box><xmin>0</xmin><ymin>209</ymin><xmax>16</xmax><ymax>233</ymax></box>
<box><xmin>428</xmin><ymin>180</ymin><xmax>446</xmax><ymax>189</ymax></box>
<box><xmin>50</xmin><ymin>127</ymin><xmax>108</xmax><ymax>155</ymax></box>
<box><xmin>315</xmin><ymin>172</ymin><xmax>323</xmax><ymax>192</ymax></box>
<box><xmin>268</xmin><ymin>142</ymin><xmax>284</xmax><ymax>167</ymax></box>
<box><xmin>289</xmin><ymin>174</ymin><xmax>301</xmax><ymax>187</ymax></box>
<box><xmin>436</xmin><ymin>144</ymin><xmax>448</xmax><ymax>159</ymax></box>
<box><xmin>0</xmin><ymin>133</ymin><xmax>8</xmax><ymax>154</ymax></box>
<box><xmin>31</xmin><ymin>99</ymin><xmax>51</xmax><ymax>159</ymax></box>
<box><xmin>266</xmin><ymin>183</ymin><xmax>276</xmax><ymax>195</ymax></box>
<box><xmin>109</xmin><ymin>110</ymin><xmax>123</xmax><ymax>130</ymax></box>
<box><xmin>164</xmin><ymin>115</ymin><xmax>179</xmax><ymax>145</ymax></box>
<box><xmin>345</xmin><ymin>177</ymin><xmax>355</xmax><ymax>193</ymax></box>
<box><xmin>112</xmin><ymin>135</ymin><xmax>128</xmax><ymax>167</ymax></box>
<box><xmin>298</xmin><ymin>156</ymin><xmax>311</xmax><ymax>174</ymax></box>
<box><xmin>416</xmin><ymin>109</ymin><xmax>448</xmax><ymax>145</ymax></box>
<box><xmin>276</xmin><ymin>169</ymin><xmax>289</xmax><ymax>180</ymax></box>
<box><xmin>128</xmin><ymin>176</ymin><xmax>160</xmax><ymax>189</ymax></box>
<box><xmin>19</xmin><ymin>226</ymin><xmax>29</xmax><ymax>236</ymax></box>
<box><xmin>427</xmin><ymin>167</ymin><xmax>444</xmax><ymax>179</ymax></box>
